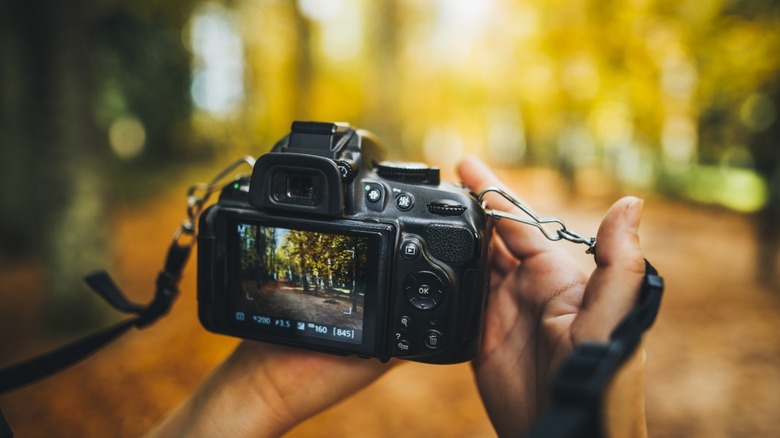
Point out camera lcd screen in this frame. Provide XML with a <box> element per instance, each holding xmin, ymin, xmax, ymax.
<box><xmin>227</xmin><ymin>220</ymin><xmax>380</xmax><ymax>348</ymax></box>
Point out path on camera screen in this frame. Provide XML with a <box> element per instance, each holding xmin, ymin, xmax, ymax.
<box><xmin>1</xmin><ymin>167</ymin><xmax>780</xmax><ymax>437</ymax></box>
<box><xmin>243</xmin><ymin>280</ymin><xmax>364</xmax><ymax>329</ymax></box>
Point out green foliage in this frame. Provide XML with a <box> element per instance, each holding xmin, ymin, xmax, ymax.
<box><xmin>279</xmin><ymin>230</ymin><xmax>367</xmax><ymax>291</ymax></box>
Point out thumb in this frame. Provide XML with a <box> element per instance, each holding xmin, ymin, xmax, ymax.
<box><xmin>572</xmin><ymin>197</ymin><xmax>646</xmax><ymax>343</ymax></box>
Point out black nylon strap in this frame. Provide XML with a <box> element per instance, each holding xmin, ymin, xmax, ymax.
<box><xmin>0</xmin><ymin>408</ymin><xmax>13</xmax><ymax>438</ymax></box>
<box><xmin>0</xmin><ymin>242</ymin><xmax>190</xmax><ymax>394</ymax></box>
<box><xmin>0</xmin><ymin>320</ymin><xmax>136</xmax><ymax>394</ymax></box>
<box><xmin>526</xmin><ymin>260</ymin><xmax>664</xmax><ymax>438</ymax></box>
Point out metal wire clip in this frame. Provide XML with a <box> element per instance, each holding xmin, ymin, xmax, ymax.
<box><xmin>173</xmin><ymin>155</ymin><xmax>257</xmax><ymax>247</ymax></box>
<box><xmin>478</xmin><ymin>186</ymin><xmax>597</xmax><ymax>255</ymax></box>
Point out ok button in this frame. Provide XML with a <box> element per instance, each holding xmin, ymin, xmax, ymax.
<box><xmin>403</xmin><ymin>270</ymin><xmax>447</xmax><ymax>311</ymax></box>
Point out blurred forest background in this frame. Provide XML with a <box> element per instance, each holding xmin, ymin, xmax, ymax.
<box><xmin>1</xmin><ymin>0</ymin><xmax>779</xmax><ymax>436</ymax></box>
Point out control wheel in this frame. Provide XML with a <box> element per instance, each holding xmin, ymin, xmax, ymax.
<box><xmin>403</xmin><ymin>270</ymin><xmax>447</xmax><ymax>310</ymax></box>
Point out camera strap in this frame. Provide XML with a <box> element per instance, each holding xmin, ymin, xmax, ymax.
<box><xmin>0</xmin><ymin>243</ymin><xmax>191</xmax><ymax>394</ymax></box>
<box><xmin>478</xmin><ymin>187</ymin><xmax>665</xmax><ymax>438</ymax></box>
<box><xmin>526</xmin><ymin>259</ymin><xmax>663</xmax><ymax>438</ymax></box>
<box><xmin>0</xmin><ymin>157</ymin><xmax>255</xmax><ymax>395</ymax></box>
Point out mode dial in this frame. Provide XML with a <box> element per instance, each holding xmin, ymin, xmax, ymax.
<box><xmin>375</xmin><ymin>161</ymin><xmax>441</xmax><ymax>185</ymax></box>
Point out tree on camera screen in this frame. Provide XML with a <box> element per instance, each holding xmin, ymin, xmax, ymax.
<box><xmin>235</xmin><ymin>223</ymin><xmax>369</xmax><ymax>337</ymax></box>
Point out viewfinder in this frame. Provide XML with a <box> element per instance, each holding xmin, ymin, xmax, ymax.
<box><xmin>286</xmin><ymin>174</ymin><xmax>316</xmax><ymax>200</ymax></box>
<box><xmin>272</xmin><ymin>170</ymin><xmax>322</xmax><ymax>206</ymax></box>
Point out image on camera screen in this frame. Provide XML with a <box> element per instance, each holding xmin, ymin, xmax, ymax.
<box><xmin>232</xmin><ymin>223</ymin><xmax>369</xmax><ymax>345</ymax></box>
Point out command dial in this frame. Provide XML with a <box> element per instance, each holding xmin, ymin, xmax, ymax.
<box><xmin>375</xmin><ymin>161</ymin><xmax>441</xmax><ymax>185</ymax></box>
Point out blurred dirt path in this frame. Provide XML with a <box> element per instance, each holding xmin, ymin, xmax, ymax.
<box><xmin>1</xmin><ymin>167</ymin><xmax>779</xmax><ymax>437</ymax></box>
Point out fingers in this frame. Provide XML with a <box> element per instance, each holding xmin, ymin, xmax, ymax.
<box><xmin>490</xmin><ymin>232</ymin><xmax>521</xmax><ymax>277</ymax></box>
<box><xmin>457</xmin><ymin>156</ymin><xmax>557</xmax><ymax>260</ymax></box>
<box><xmin>572</xmin><ymin>197</ymin><xmax>646</xmax><ymax>343</ymax></box>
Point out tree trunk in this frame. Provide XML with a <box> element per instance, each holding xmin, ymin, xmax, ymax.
<box><xmin>291</xmin><ymin>4</ymin><xmax>314</xmax><ymax>120</ymax></box>
<box><xmin>0</xmin><ymin>1</ymin><xmax>109</xmax><ymax>332</ymax></box>
<box><xmin>364</xmin><ymin>0</ymin><xmax>401</xmax><ymax>148</ymax></box>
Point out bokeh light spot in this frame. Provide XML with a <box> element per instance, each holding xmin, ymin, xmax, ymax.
<box><xmin>108</xmin><ymin>115</ymin><xmax>146</xmax><ymax>159</ymax></box>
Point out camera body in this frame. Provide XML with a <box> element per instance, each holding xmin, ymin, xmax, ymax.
<box><xmin>198</xmin><ymin>122</ymin><xmax>492</xmax><ymax>364</ymax></box>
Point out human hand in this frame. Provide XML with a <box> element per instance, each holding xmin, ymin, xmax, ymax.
<box><xmin>458</xmin><ymin>156</ymin><xmax>647</xmax><ymax>437</ymax></box>
<box><xmin>147</xmin><ymin>341</ymin><xmax>392</xmax><ymax>437</ymax></box>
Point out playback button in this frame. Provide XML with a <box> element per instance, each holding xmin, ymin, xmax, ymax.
<box><xmin>401</xmin><ymin>240</ymin><xmax>420</xmax><ymax>260</ymax></box>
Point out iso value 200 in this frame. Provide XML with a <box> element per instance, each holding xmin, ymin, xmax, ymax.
<box><xmin>251</xmin><ymin>315</ymin><xmax>271</xmax><ymax>325</ymax></box>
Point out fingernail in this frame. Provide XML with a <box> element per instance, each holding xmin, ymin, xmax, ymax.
<box><xmin>626</xmin><ymin>198</ymin><xmax>644</xmax><ymax>234</ymax></box>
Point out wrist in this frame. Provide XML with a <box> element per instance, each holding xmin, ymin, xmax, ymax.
<box><xmin>148</xmin><ymin>342</ymin><xmax>297</xmax><ymax>438</ymax></box>
<box><xmin>148</xmin><ymin>341</ymin><xmax>391</xmax><ymax>437</ymax></box>
<box><xmin>602</xmin><ymin>345</ymin><xmax>648</xmax><ymax>438</ymax></box>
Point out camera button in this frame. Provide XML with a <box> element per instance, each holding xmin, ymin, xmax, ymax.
<box><xmin>396</xmin><ymin>193</ymin><xmax>414</xmax><ymax>211</ymax></box>
<box><xmin>399</xmin><ymin>315</ymin><xmax>412</xmax><ymax>329</ymax></box>
<box><xmin>401</xmin><ymin>241</ymin><xmax>420</xmax><ymax>260</ymax></box>
<box><xmin>424</xmin><ymin>331</ymin><xmax>444</xmax><ymax>350</ymax></box>
<box><xmin>415</xmin><ymin>300</ymin><xmax>432</xmax><ymax>310</ymax></box>
<box><xmin>364</xmin><ymin>183</ymin><xmax>385</xmax><ymax>211</ymax></box>
<box><xmin>367</xmin><ymin>187</ymin><xmax>382</xmax><ymax>203</ymax></box>
<box><xmin>404</xmin><ymin>271</ymin><xmax>447</xmax><ymax>311</ymax></box>
<box><xmin>396</xmin><ymin>339</ymin><xmax>411</xmax><ymax>353</ymax></box>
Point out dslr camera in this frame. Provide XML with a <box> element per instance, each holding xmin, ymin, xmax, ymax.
<box><xmin>198</xmin><ymin>121</ymin><xmax>492</xmax><ymax>364</ymax></box>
